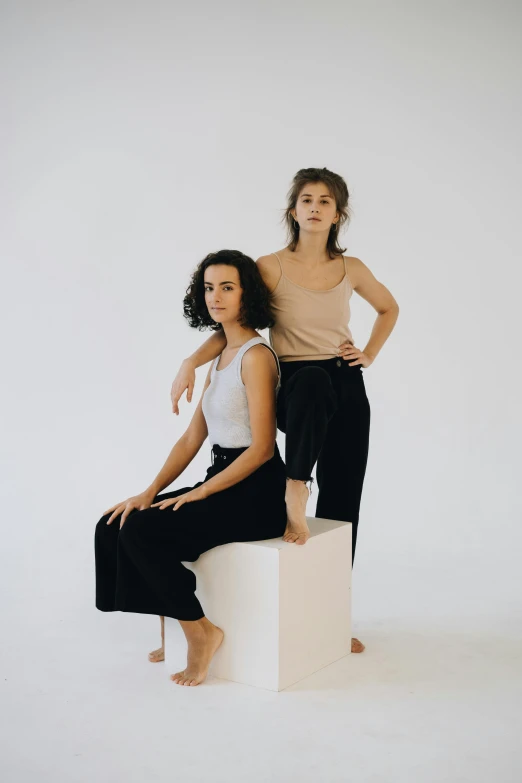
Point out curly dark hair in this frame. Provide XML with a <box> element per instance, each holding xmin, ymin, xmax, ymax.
<box><xmin>183</xmin><ymin>249</ymin><xmax>275</xmax><ymax>331</ymax></box>
<box><xmin>282</xmin><ymin>167</ymin><xmax>351</xmax><ymax>259</ymax></box>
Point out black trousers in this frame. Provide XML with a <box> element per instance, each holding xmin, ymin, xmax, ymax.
<box><xmin>95</xmin><ymin>444</ymin><xmax>287</xmax><ymax>622</ymax></box>
<box><xmin>276</xmin><ymin>358</ymin><xmax>371</xmax><ymax>563</ymax></box>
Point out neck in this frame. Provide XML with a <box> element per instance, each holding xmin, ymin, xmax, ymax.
<box><xmin>292</xmin><ymin>230</ymin><xmax>334</xmax><ymax>265</ymax></box>
<box><xmin>222</xmin><ymin>322</ymin><xmax>258</xmax><ymax>348</ymax></box>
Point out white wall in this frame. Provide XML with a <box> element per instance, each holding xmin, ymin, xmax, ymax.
<box><xmin>2</xmin><ymin>0</ymin><xmax>521</xmax><ymax>631</ymax></box>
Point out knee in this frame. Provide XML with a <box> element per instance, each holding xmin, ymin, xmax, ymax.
<box><xmin>117</xmin><ymin>507</ymin><xmax>154</xmax><ymax>547</ymax></box>
<box><xmin>95</xmin><ymin>514</ymin><xmax>113</xmax><ymax>540</ymax></box>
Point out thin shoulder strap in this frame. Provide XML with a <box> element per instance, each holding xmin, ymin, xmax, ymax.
<box><xmin>272</xmin><ymin>252</ymin><xmax>284</xmax><ymax>276</ymax></box>
<box><xmin>343</xmin><ymin>255</ymin><xmax>353</xmax><ymax>291</ymax></box>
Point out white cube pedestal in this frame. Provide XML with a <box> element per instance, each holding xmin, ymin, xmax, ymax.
<box><xmin>164</xmin><ymin>517</ymin><xmax>352</xmax><ymax>691</ymax></box>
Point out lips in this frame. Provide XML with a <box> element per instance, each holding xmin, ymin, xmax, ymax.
<box><xmin>308</xmin><ymin>218</ymin><xmax>321</xmax><ymax>221</ymax></box>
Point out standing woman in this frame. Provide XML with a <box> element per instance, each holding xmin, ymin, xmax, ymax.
<box><xmin>170</xmin><ymin>169</ymin><xmax>399</xmax><ymax>651</ymax></box>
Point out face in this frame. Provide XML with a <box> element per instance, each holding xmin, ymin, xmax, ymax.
<box><xmin>204</xmin><ymin>264</ymin><xmax>243</xmax><ymax>326</ymax></box>
<box><xmin>291</xmin><ymin>181</ymin><xmax>339</xmax><ymax>234</ymax></box>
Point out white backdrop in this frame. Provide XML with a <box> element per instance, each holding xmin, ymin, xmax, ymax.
<box><xmin>2</xmin><ymin>0</ymin><xmax>521</xmax><ymax>731</ymax></box>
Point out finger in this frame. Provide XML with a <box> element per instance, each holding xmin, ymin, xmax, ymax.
<box><xmin>103</xmin><ymin>502</ymin><xmax>120</xmax><ymax>516</ymax></box>
<box><xmin>173</xmin><ymin>499</ymin><xmax>186</xmax><ymax>511</ymax></box>
<box><xmin>155</xmin><ymin>500</ymin><xmax>175</xmax><ymax>510</ymax></box>
<box><xmin>172</xmin><ymin>401</ymin><xmax>179</xmax><ymax>415</ymax></box>
<box><xmin>107</xmin><ymin>505</ymin><xmax>125</xmax><ymax>525</ymax></box>
<box><xmin>119</xmin><ymin>504</ymin><xmax>135</xmax><ymax>528</ymax></box>
<box><xmin>187</xmin><ymin>381</ymin><xmax>194</xmax><ymax>403</ymax></box>
<box><xmin>348</xmin><ymin>359</ymin><xmax>362</xmax><ymax>366</ymax></box>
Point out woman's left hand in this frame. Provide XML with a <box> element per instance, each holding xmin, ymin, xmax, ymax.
<box><xmin>151</xmin><ymin>484</ymin><xmax>208</xmax><ymax>512</ymax></box>
<box><xmin>338</xmin><ymin>341</ymin><xmax>374</xmax><ymax>368</ymax></box>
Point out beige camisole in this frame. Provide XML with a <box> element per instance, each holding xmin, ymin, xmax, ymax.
<box><xmin>268</xmin><ymin>252</ymin><xmax>354</xmax><ymax>362</ymax></box>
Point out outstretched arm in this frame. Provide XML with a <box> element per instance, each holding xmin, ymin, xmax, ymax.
<box><xmin>105</xmin><ymin>367</ymin><xmax>212</xmax><ymax>526</ymax></box>
<box><xmin>149</xmin><ymin>366</ymin><xmax>212</xmax><ymax>494</ymax></box>
<box><xmin>156</xmin><ymin>344</ymin><xmax>279</xmax><ymax>512</ymax></box>
<box><xmin>171</xmin><ymin>331</ymin><xmax>227</xmax><ymax>414</ymax></box>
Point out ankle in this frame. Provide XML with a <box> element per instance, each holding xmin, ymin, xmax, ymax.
<box><xmin>286</xmin><ymin>477</ymin><xmax>313</xmax><ymax>495</ymax></box>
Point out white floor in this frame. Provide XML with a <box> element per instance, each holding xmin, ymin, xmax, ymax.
<box><xmin>2</xmin><ymin>559</ymin><xmax>521</xmax><ymax>783</ymax></box>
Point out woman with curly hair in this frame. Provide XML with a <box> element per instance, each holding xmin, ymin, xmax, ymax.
<box><xmin>170</xmin><ymin>169</ymin><xmax>400</xmax><ymax>654</ymax></box>
<box><xmin>95</xmin><ymin>250</ymin><xmax>286</xmax><ymax>686</ymax></box>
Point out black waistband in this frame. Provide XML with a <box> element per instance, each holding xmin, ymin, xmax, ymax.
<box><xmin>210</xmin><ymin>443</ymin><xmax>281</xmax><ymax>465</ymax></box>
<box><xmin>211</xmin><ymin>444</ymin><xmax>248</xmax><ymax>456</ymax></box>
<box><xmin>281</xmin><ymin>356</ymin><xmax>362</xmax><ymax>370</ymax></box>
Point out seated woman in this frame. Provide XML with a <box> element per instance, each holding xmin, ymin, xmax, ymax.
<box><xmin>95</xmin><ymin>249</ymin><xmax>286</xmax><ymax>687</ymax></box>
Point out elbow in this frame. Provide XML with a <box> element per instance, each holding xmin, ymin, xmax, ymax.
<box><xmin>252</xmin><ymin>443</ymin><xmax>275</xmax><ymax>465</ymax></box>
<box><xmin>380</xmin><ymin>301</ymin><xmax>399</xmax><ymax>317</ymax></box>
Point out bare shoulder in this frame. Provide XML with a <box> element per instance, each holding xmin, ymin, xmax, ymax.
<box><xmin>344</xmin><ymin>255</ymin><xmax>376</xmax><ymax>289</ymax></box>
<box><xmin>255</xmin><ymin>252</ymin><xmax>283</xmax><ymax>292</ymax></box>
<box><xmin>241</xmin><ymin>343</ymin><xmax>279</xmax><ymax>383</ymax></box>
<box><xmin>345</xmin><ymin>255</ymin><xmax>398</xmax><ymax>312</ymax></box>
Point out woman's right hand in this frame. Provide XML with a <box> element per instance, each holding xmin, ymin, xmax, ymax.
<box><xmin>170</xmin><ymin>359</ymin><xmax>196</xmax><ymax>415</ymax></box>
<box><xmin>104</xmin><ymin>489</ymin><xmax>157</xmax><ymax>529</ymax></box>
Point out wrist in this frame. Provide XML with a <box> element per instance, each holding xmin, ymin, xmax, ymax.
<box><xmin>146</xmin><ymin>482</ymin><xmax>162</xmax><ymax>497</ymax></box>
<box><xmin>182</xmin><ymin>356</ymin><xmax>197</xmax><ymax>370</ymax></box>
<box><xmin>199</xmin><ymin>482</ymin><xmax>212</xmax><ymax>499</ymax></box>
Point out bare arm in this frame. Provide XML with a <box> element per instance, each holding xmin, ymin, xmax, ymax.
<box><xmin>171</xmin><ymin>330</ymin><xmax>227</xmax><ymax>414</ymax></box>
<box><xmin>342</xmin><ymin>256</ymin><xmax>400</xmax><ymax>363</ymax></box>
<box><xmin>200</xmin><ymin>344</ymin><xmax>279</xmax><ymax>497</ymax></box>
<box><xmin>186</xmin><ymin>330</ymin><xmax>227</xmax><ymax>369</ymax></box>
<box><xmin>158</xmin><ymin>345</ymin><xmax>279</xmax><ymax>515</ymax></box>
<box><xmin>150</xmin><ymin>366</ymin><xmax>213</xmax><ymax>493</ymax></box>
<box><xmin>105</xmin><ymin>367</ymin><xmax>213</xmax><ymax>526</ymax></box>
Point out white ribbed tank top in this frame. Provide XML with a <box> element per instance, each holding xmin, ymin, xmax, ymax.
<box><xmin>202</xmin><ymin>336</ymin><xmax>281</xmax><ymax>448</ymax></box>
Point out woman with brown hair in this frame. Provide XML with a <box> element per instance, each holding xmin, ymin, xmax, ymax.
<box><xmin>170</xmin><ymin>169</ymin><xmax>400</xmax><ymax>653</ymax></box>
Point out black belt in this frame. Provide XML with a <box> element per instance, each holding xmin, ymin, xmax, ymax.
<box><xmin>210</xmin><ymin>444</ymin><xmax>248</xmax><ymax>466</ymax></box>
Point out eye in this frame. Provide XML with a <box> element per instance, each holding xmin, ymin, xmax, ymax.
<box><xmin>223</xmin><ymin>286</ymin><xmax>233</xmax><ymax>291</ymax></box>
<box><xmin>204</xmin><ymin>285</ymin><xmax>212</xmax><ymax>292</ymax></box>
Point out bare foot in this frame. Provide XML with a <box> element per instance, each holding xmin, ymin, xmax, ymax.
<box><xmin>148</xmin><ymin>615</ymin><xmax>165</xmax><ymax>662</ymax></box>
<box><xmin>171</xmin><ymin>620</ymin><xmax>224</xmax><ymax>686</ymax></box>
<box><xmin>351</xmin><ymin>637</ymin><xmax>365</xmax><ymax>653</ymax></box>
<box><xmin>283</xmin><ymin>479</ymin><xmax>310</xmax><ymax>545</ymax></box>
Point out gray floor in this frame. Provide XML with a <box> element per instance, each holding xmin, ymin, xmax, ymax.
<box><xmin>2</xmin><ymin>560</ymin><xmax>521</xmax><ymax>783</ymax></box>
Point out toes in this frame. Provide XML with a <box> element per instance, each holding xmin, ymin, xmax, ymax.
<box><xmin>351</xmin><ymin>638</ymin><xmax>366</xmax><ymax>654</ymax></box>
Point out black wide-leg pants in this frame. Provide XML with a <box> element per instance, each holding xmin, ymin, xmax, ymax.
<box><xmin>95</xmin><ymin>445</ymin><xmax>287</xmax><ymax>622</ymax></box>
<box><xmin>276</xmin><ymin>358</ymin><xmax>371</xmax><ymax>563</ymax></box>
